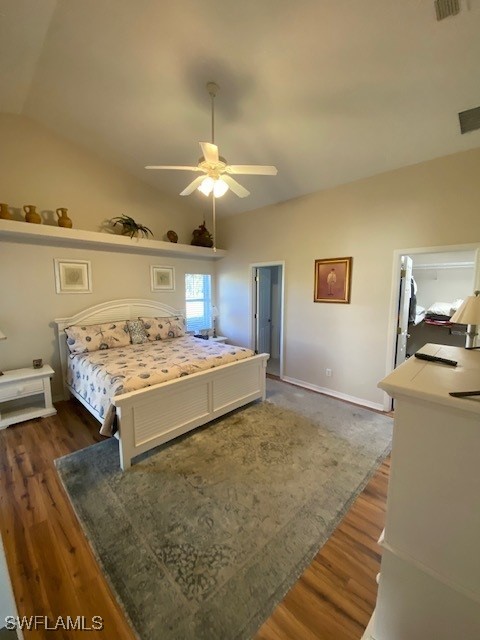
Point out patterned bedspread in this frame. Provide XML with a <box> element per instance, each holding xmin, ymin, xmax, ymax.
<box><xmin>67</xmin><ymin>336</ymin><xmax>254</xmax><ymax>435</ymax></box>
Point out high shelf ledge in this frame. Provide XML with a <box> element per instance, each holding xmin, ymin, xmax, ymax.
<box><xmin>0</xmin><ymin>219</ymin><xmax>226</xmax><ymax>259</ymax></box>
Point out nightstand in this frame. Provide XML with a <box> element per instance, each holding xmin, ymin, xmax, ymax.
<box><xmin>210</xmin><ymin>336</ymin><xmax>227</xmax><ymax>343</ymax></box>
<box><xmin>0</xmin><ymin>365</ymin><xmax>57</xmax><ymax>429</ymax></box>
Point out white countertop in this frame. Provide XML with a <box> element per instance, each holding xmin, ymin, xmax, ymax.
<box><xmin>379</xmin><ymin>344</ymin><xmax>480</xmax><ymax>415</ymax></box>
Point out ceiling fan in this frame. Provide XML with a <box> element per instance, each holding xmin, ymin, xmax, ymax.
<box><xmin>145</xmin><ymin>82</ymin><xmax>278</xmax><ymax>199</ymax></box>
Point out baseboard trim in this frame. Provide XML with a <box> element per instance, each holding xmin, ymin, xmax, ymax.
<box><xmin>57</xmin><ymin>381</ymin><xmax>384</xmax><ymax>413</ymax></box>
<box><xmin>281</xmin><ymin>376</ymin><xmax>384</xmax><ymax>412</ymax></box>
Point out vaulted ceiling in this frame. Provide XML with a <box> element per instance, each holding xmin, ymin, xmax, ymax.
<box><xmin>2</xmin><ymin>0</ymin><xmax>480</xmax><ymax>216</ymax></box>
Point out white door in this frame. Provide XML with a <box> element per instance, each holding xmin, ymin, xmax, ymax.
<box><xmin>395</xmin><ymin>255</ymin><xmax>413</xmax><ymax>367</ymax></box>
<box><xmin>255</xmin><ymin>267</ymin><xmax>272</xmax><ymax>354</ymax></box>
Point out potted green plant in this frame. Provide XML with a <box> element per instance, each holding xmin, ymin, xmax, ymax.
<box><xmin>109</xmin><ymin>215</ymin><xmax>153</xmax><ymax>239</ymax></box>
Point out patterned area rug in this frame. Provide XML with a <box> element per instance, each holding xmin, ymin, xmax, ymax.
<box><xmin>56</xmin><ymin>380</ymin><xmax>392</xmax><ymax>640</ymax></box>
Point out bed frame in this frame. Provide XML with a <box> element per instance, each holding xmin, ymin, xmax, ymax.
<box><xmin>55</xmin><ymin>299</ymin><xmax>268</xmax><ymax>470</ymax></box>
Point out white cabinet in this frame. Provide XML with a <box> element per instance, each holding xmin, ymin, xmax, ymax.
<box><xmin>364</xmin><ymin>344</ymin><xmax>480</xmax><ymax>640</ymax></box>
<box><xmin>0</xmin><ymin>365</ymin><xmax>57</xmax><ymax>428</ymax></box>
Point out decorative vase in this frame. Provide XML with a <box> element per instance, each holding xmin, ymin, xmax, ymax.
<box><xmin>191</xmin><ymin>222</ymin><xmax>213</xmax><ymax>248</ymax></box>
<box><xmin>23</xmin><ymin>205</ymin><xmax>41</xmax><ymax>224</ymax></box>
<box><xmin>167</xmin><ymin>230</ymin><xmax>178</xmax><ymax>243</ymax></box>
<box><xmin>56</xmin><ymin>207</ymin><xmax>73</xmax><ymax>228</ymax></box>
<box><xmin>0</xmin><ymin>203</ymin><xmax>12</xmax><ymax>220</ymax></box>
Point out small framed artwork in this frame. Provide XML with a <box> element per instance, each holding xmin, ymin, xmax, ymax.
<box><xmin>151</xmin><ymin>265</ymin><xmax>175</xmax><ymax>291</ymax></box>
<box><xmin>314</xmin><ymin>257</ymin><xmax>352</xmax><ymax>304</ymax></box>
<box><xmin>54</xmin><ymin>259</ymin><xmax>92</xmax><ymax>294</ymax></box>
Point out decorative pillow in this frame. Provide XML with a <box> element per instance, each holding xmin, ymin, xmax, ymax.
<box><xmin>139</xmin><ymin>316</ymin><xmax>186</xmax><ymax>341</ymax></box>
<box><xmin>126</xmin><ymin>319</ymin><xmax>149</xmax><ymax>344</ymax></box>
<box><xmin>65</xmin><ymin>321</ymin><xmax>130</xmax><ymax>354</ymax></box>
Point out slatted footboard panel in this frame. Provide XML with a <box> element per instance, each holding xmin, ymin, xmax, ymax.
<box><xmin>113</xmin><ymin>353</ymin><xmax>269</xmax><ymax>469</ymax></box>
<box><xmin>213</xmin><ymin>359</ymin><xmax>265</xmax><ymax>412</ymax></box>
<box><xmin>133</xmin><ymin>380</ymin><xmax>210</xmax><ymax>447</ymax></box>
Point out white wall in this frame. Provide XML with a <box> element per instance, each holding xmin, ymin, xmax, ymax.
<box><xmin>0</xmin><ymin>115</ymin><xmax>217</xmax><ymax>398</ymax></box>
<box><xmin>412</xmin><ymin>251</ymin><xmax>475</xmax><ymax>310</ymax></box>
<box><xmin>217</xmin><ymin>147</ymin><xmax>480</xmax><ymax>409</ymax></box>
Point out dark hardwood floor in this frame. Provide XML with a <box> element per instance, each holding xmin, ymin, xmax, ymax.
<box><xmin>0</xmin><ymin>399</ymin><xmax>389</xmax><ymax>640</ymax></box>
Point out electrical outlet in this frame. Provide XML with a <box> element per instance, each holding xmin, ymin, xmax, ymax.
<box><xmin>325</xmin><ymin>368</ymin><xmax>332</xmax><ymax>377</ymax></box>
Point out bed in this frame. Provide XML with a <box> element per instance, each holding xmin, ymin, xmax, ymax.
<box><xmin>55</xmin><ymin>299</ymin><xmax>269</xmax><ymax>470</ymax></box>
<box><xmin>423</xmin><ymin>299</ymin><xmax>464</xmax><ymax>326</ymax></box>
<box><xmin>413</xmin><ymin>305</ymin><xmax>426</xmax><ymax>326</ymax></box>
<box><xmin>406</xmin><ymin>298</ymin><xmax>467</xmax><ymax>355</ymax></box>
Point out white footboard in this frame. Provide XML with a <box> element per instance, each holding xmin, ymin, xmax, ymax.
<box><xmin>113</xmin><ymin>354</ymin><xmax>268</xmax><ymax>470</ymax></box>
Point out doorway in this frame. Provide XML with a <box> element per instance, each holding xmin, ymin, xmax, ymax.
<box><xmin>251</xmin><ymin>262</ymin><xmax>285</xmax><ymax>377</ymax></box>
<box><xmin>387</xmin><ymin>244</ymin><xmax>480</xmax><ymax>372</ymax></box>
<box><xmin>385</xmin><ymin>243</ymin><xmax>480</xmax><ymax>411</ymax></box>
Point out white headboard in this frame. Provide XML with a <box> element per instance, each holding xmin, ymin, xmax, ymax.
<box><xmin>54</xmin><ymin>298</ymin><xmax>182</xmax><ymax>399</ymax></box>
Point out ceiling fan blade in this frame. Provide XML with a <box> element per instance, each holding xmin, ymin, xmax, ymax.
<box><xmin>200</xmin><ymin>142</ymin><xmax>219</xmax><ymax>164</ymax></box>
<box><xmin>222</xmin><ymin>175</ymin><xmax>250</xmax><ymax>198</ymax></box>
<box><xmin>180</xmin><ymin>175</ymin><xmax>206</xmax><ymax>196</ymax></box>
<box><xmin>145</xmin><ymin>165</ymin><xmax>201</xmax><ymax>171</ymax></box>
<box><xmin>226</xmin><ymin>165</ymin><xmax>278</xmax><ymax>176</ymax></box>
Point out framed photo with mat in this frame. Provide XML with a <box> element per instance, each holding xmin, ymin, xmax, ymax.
<box><xmin>150</xmin><ymin>266</ymin><xmax>175</xmax><ymax>291</ymax></box>
<box><xmin>314</xmin><ymin>257</ymin><xmax>352</xmax><ymax>303</ymax></box>
<box><xmin>54</xmin><ymin>259</ymin><xmax>92</xmax><ymax>294</ymax></box>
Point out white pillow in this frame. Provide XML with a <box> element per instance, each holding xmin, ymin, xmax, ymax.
<box><xmin>427</xmin><ymin>302</ymin><xmax>452</xmax><ymax>316</ymax></box>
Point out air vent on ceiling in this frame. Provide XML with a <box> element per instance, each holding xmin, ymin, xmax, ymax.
<box><xmin>435</xmin><ymin>0</ymin><xmax>460</xmax><ymax>20</ymax></box>
<box><xmin>458</xmin><ymin>107</ymin><xmax>480</xmax><ymax>134</ymax></box>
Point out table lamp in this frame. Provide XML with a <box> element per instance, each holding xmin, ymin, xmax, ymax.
<box><xmin>0</xmin><ymin>328</ymin><xmax>6</xmax><ymax>376</ymax></box>
<box><xmin>211</xmin><ymin>306</ymin><xmax>219</xmax><ymax>338</ymax></box>
<box><xmin>450</xmin><ymin>290</ymin><xmax>480</xmax><ymax>349</ymax></box>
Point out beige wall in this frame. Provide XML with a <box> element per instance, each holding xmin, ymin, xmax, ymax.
<box><xmin>0</xmin><ymin>241</ymin><xmax>216</xmax><ymax>398</ymax></box>
<box><xmin>0</xmin><ymin>115</ymin><xmax>216</xmax><ymax>398</ymax></box>
<box><xmin>0</xmin><ymin>114</ymin><xmax>200</xmax><ymax>242</ymax></box>
<box><xmin>217</xmin><ymin>147</ymin><xmax>480</xmax><ymax>408</ymax></box>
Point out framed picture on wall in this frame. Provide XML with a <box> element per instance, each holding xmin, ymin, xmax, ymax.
<box><xmin>151</xmin><ymin>265</ymin><xmax>175</xmax><ymax>291</ymax></box>
<box><xmin>54</xmin><ymin>259</ymin><xmax>92</xmax><ymax>294</ymax></box>
<box><xmin>314</xmin><ymin>257</ymin><xmax>352</xmax><ymax>303</ymax></box>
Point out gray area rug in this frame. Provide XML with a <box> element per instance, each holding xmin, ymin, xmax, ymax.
<box><xmin>56</xmin><ymin>379</ymin><xmax>392</xmax><ymax>640</ymax></box>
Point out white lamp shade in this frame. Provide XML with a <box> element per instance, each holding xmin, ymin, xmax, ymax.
<box><xmin>213</xmin><ymin>179</ymin><xmax>229</xmax><ymax>197</ymax></box>
<box><xmin>0</xmin><ymin>328</ymin><xmax>6</xmax><ymax>340</ymax></box>
<box><xmin>450</xmin><ymin>293</ymin><xmax>480</xmax><ymax>325</ymax></box>
<box><xmin>198</xmin><ymin>177</ymin><xmax>215</xmax><ymax>196</ymax></box>
<box><xmin>197</xmin><ymin>177</ymin><xmax>229</xmax><ymax>198</ymax></box>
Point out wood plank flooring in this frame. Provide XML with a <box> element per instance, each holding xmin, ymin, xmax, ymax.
<box><xmin>0</xmin><ymin>399</ymin><xmax>389</xmax><ymax>640</ymax></box>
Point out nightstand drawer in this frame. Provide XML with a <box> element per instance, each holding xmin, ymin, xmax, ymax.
<box><xmin>0</xmin><ymin>378</ymin><xmax>44</xmax><ymax>401</ymax></box>
<box><xmin>0</xmin><ymin>366</ymin><xmax>56</xmax><ymax>429</ymax></box>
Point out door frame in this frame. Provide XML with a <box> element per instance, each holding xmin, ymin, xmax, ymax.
<box><xmin>385</xmin><ymin>242</ymin><xmax>480</xmax><ymax>411</ymax></box>
<box><xmin>249</xmin><ymin>261</ymin><xmax>286</xmax><ymax>379</ymax></box>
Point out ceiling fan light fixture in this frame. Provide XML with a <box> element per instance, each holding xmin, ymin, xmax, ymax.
<box><xmin>213</xmin><ymin>179</ymin><xmax>229</xmax><ymax>198</ymax></box>
<box><xmin>146</xmin><ymin>81</ymin><xmax>277</xmax><ymax>202</ymax></box>
<box><xmin>198</xmin><ymin>176</ymin><xmax>214</xmax><ymax>196</ymax></box>
<box><xmin>197</xmin><ymin>176</ymin><xmax>229</xmax><ymax>198</ymax></box>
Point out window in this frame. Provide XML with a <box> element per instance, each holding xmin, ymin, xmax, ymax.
<box><xmin>185</xmin><ymin>273</ymin><xmax>212</xmax><ymax>333</ymax></box>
